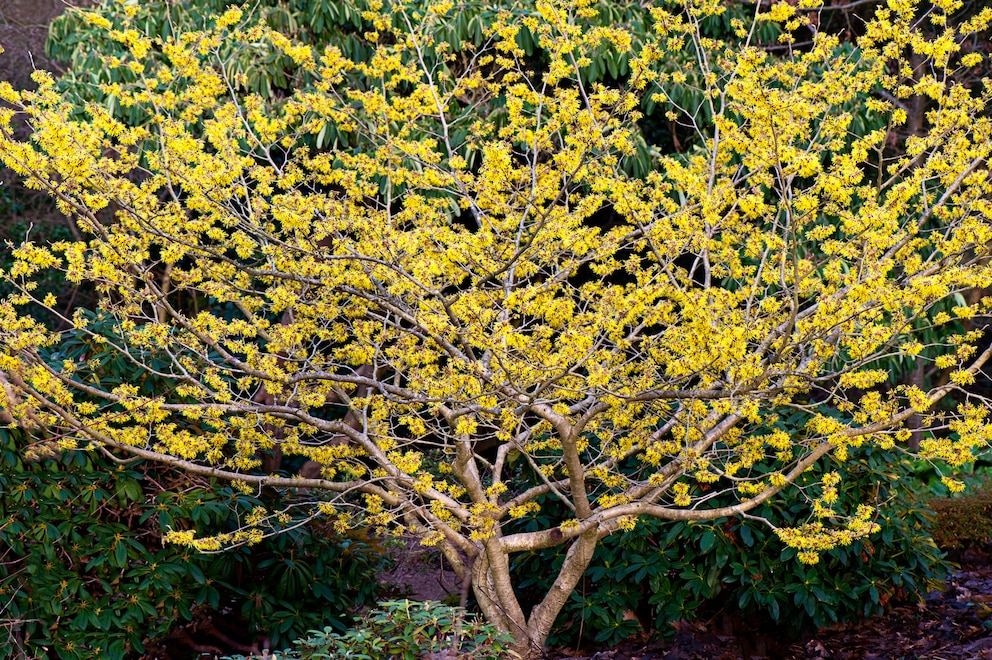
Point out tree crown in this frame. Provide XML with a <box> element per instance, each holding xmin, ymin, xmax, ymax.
<box><xmin>2</xmin><ymin>0</ymin><xmax>992</xmax><ymax>653</ymax></box>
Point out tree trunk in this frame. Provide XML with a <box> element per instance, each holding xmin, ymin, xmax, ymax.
<box><xmin>473</xmin><ymin>530</ymin><xmax>600</xmax><ymax>660</ymax></box>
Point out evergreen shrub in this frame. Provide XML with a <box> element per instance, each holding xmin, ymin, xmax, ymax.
<box><xmin>0</xmin><ymin>428</ymin><xmax>386</xmax><ymax>659</ymax></box>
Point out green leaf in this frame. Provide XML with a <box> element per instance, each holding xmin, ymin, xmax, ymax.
<box><xmin>768</xmin><ymin>597</ymin><xmax>780</xmax><ymax>621</ymax></box>
<box><xmin>113</xmin><ymin>542</ymin><xmax>128</xmax><ymax>567</ymax></box>
<box><xmin>699</xmin><ymin>529</ymin><xmax>716</xmax><ymax>552</ymax></box>
<box><xmin>739</xmin><ymin>525</ymin><xmax>754</xmax><ymax>547</ymax></box>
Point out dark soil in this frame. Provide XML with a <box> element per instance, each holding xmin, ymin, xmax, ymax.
<box><xmin>544</xmin><ymin>561</ymin><xmax>992</xmax><ymax>660</ymax></box>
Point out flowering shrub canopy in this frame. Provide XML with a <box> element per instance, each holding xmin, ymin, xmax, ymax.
<box><xmin>2</xmin><ymin>0</ymin><xmax>992</xmax><ymax>655</ymax></box>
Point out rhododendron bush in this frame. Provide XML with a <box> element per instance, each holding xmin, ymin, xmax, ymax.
<box><xmin>2</xmin><ymin>0</ymin><xmax>992</xmax><ymax>655</ymax></box>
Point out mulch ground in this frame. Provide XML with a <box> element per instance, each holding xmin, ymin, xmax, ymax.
<box><xmin>544</xmin><ymin>562</ymin><xmax>992</xmax><ymax>660</ymax></box>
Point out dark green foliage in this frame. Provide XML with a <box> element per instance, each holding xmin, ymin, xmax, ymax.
<box><xmin>0</xmin><ymin>185</ymin><xmax>25</xmax><ymax>219</ymax></box>
<box><xmin>226</xmin><ymin>599</ymin><xmax>514</xmax><ymax>660</ymax></box>
<box><xmin>511</xmin><ymin>446</ymin><xmax>950</xmax><ymax>647</ymax></box>
<box><xmin>0</xmin><ymin>428</ymin><xmax>387</xmax><ymax>660</ymax></box>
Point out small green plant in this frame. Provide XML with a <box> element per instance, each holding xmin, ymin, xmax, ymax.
<box><xmin>226</xmin><ymin>600</ymin><xmax>515</xmax><ymax>660</ymax></box>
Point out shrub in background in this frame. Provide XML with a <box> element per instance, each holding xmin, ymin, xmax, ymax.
<box><xmin>512</xmin><ymin>443</ymin><xmax>950</xmax><ymax>647</ymax></box>
<box><xmin>0</xmin><ymin>427</ymin><xmax>387</xmax><ymax>659</ymax></box>
<box><xmin>929</xmin><ymin>479</ymin><xmax>992</xmax><ymax>556</ymax></box>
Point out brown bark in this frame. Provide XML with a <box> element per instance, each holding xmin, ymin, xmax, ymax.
<box><xmin>906</xmin><ymin>356</ymin><xmax>924</xmax><ymax>451</ymax></box>
<box><xmin>519</xmin><ymin>530</ymin><xmax>599</xmax><ymax>658</ymax></box>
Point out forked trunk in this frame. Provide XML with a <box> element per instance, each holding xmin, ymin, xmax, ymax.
<box><xmin>472</xmin><ymin>531</ymin><xmax>600</xmax><ymax>660</ymax></box>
